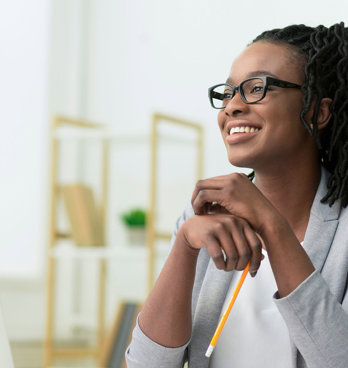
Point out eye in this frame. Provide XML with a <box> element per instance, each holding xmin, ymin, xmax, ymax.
<box><xmin>222</xmin><ymin>87</ymin><xmax>233</xmax><ymax>99</ymax></box>
<box><xmin>243</xmin><ymin>79</ymin><xmax>265</xmax><ymax>96</ymax></box>
<box><xmin>249</xmin><ymin>83</ymin><xmax>264</xmax><ymax>94</ymax></box>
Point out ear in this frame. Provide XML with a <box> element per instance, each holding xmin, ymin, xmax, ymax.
<box><xmin>311</xmin><ymin>97</ymin><xmax>332</xmax><ymax>131</ymax></box>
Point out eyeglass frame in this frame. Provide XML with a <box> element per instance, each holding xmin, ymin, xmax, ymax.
<box><xmin>208</xmin><ymin>76</ymin><xmax>302</xmax><ymax>109</ymax></box>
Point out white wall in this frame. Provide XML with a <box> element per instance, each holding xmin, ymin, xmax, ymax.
<box><xmin>0</xmin><ymin>0</ymin><xmax>51</xmax><ymax>340</ymax></box>
<box><xmin>0</xmin><ymin>1</ymin><xmax>50</xmax><ymax>276</ymax></box>
<box><xmin>1</xmin><ymin>0</ymin><xmax>348</xmax><ymax>341</ymax></box>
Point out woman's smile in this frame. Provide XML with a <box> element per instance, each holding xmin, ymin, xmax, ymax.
<box><xmin>225</xmin><ymin>120</ymin><xmax>262</xmax><ymax>144</ymax></box>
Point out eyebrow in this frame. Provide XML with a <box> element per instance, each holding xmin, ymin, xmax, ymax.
<box><xmin>226</xmin><ymin>70</ymin><xmax>278</xmax><ymax>84</ymax></box>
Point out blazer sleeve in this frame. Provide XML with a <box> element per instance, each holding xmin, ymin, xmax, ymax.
<box><xmin>125</xmin><ymin>317</ymin><xmax>190</xmax><ymax>368</ymax></box>
<box><xmin>125</xmin><ymin>202</ymin><xmax>195</xmax><ymax>367</ymax></box>
<box><xmin>274</xmin><ymin>270</ymin><xmax>348</xmax><ymax>368</ymax></box>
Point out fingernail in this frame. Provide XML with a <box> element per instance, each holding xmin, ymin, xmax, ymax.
<box><xmin>251</xmin><ymin>271</ymin><xmax>257</xmax><ymax>278</ymax></box>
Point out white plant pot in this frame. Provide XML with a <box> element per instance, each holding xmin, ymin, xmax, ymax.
<box><xmin>126</xmin><ymin>226</ymin><xmax>146</xmax><ymax>246</ymax></box>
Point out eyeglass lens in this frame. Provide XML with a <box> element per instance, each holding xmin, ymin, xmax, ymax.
<box><xmin>211</xmin><ymin>78</ymin><xmax>265</xmax><ymax>108</ymax></box>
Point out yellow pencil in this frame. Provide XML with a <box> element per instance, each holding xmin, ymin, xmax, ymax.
<box><xmin>205</xmin><ymin>262</ymin><xmax>250</xmax><ymax>358</ymax></box>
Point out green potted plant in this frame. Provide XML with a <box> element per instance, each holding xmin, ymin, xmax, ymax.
<box><xmin>120</xmin><ymin>208</ymin><xmax>147</xmax><ymax>245</ymax></box>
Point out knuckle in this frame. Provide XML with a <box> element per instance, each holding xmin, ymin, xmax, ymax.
<box><xmin>236</xmin><ymin>263</ymin><xmax>247</xmax><ymax>271</ymax></box>
<box><xmin>225</xmin><ymin>215</ymin><xmax>235</xmax><ymax>223</ymax></box>
<box><xmin>225</xmin><ymin>249</ymin><xmax>237</xmax><ymax>260</ymax></box>
<box><xmin>239</xmin><ymin>248</ymin><xmax>251</xmax><ymax>260</ymax></box>
<box><xmin>212</xmin><ymin>252</ymin><xmax>223</xmax><ymax>262</ymax></box>
<box><xmin>197</xmin><ymin>190</ymin><xmax>207</xmax><ymax>201</ymax></box>
<box><xmin>224</xmin><ymin>215</ymin><xmax>239</xmax><ymax>228</ymax></box>
<box><xmin>211</xmin><ymin>254</ymin><xmax>224</xmax><ymax>269</ymax></box>
<box><xmin>226</xmin><ymin>254</ymin><xmax>238</xmax><ymax>263</ymax></box>
<box><xmin>228</xmin><ymin>173</ymin><xmax>239</xmax><ymax>184</ymax></box>
<box><xmin>212</xmin><ymin>221</ymin><xmax>224</xmax><ymax>232</ymax></box>
<box><xmin>195</xmin><ymin>180</ymin><xmax>204</xmax><ymax>190</ymax></box>
<box><xmin>249</xmin><ymin>239</ymin><xmax>262</xmax><ymax>251</ymax></box>
<box><xmin>238</xmin><ymin>217</ymin><xmax>248</xmax><ymax>226</ymax></box>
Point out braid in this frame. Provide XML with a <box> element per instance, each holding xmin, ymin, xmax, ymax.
<box><xmin>253</xmin><ymin>23</ymin><xmax>348</xmax><ymax>207</ymax></box>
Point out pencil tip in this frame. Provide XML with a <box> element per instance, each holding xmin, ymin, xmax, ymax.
<box><xmin>205</xmin><ymin>345</ymin><xmax>214</xmax><ymax>358</ymax></box>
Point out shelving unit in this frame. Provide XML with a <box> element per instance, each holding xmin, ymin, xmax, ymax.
<box><xmin>44</xmin><ymin>116</ymin><xmax>109</xmax><ymax>367</ymax></box>
<box><xmin>43</xmin><ymin>113</ymin><xmax>204</xmax><ymax>367</ymax></box>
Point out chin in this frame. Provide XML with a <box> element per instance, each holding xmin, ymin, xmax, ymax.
<box><xmin>226</xmin><ymin>152</ymin><xmax>254</xmax><ymax>169</ymax></box>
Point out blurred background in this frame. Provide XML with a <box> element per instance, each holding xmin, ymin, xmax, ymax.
<box><xmin>0</xmin><ymin>0</ymin><xmax>347</xmax><ymax>367</ymax></box>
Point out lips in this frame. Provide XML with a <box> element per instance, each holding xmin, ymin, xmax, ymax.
<box><xmin>225</xmin><ymin>121</ymin><xmax>261</xmax><ymax>144</ymax></box>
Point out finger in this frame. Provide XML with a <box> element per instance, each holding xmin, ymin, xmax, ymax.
<box><xmin>243</xmin><ymin>226</ymin><xmax>263</xmax><ymax>277</ymax></box>
<box><xmin>228</xmin><ymin>221</ymin><xmax>252</xmax><ymax>271</ymax></box>
<box><xmin>233</xmin><ymin>241</ymin><xmax>251</xmax><ymax>271</ymax></box>
<box><xmin>223</xmin><ymin>241</ymin><xmax>238</xmax><ymax>271</ymax></box>
<box><xmin>192</xmin><ymin>189</ymin><xmax>224</xmax><ymax>215</ymax></box>
<box><xmin>202</xmin><ymin>202</ymin><xmax>230</xmax><ymax>215</ymax></box>
<box><xmin>255</xmin><ymin>232</ymin><xmax>266</xmax><ymax>250</ymax></box>
<box><xmin>211</xmin><ymin>220</ymin><xmax>238</xmax><ymax>271</ymax></box>
<box><xmin>191</xmin><ymin>177</ymin><xmax>227</xmax><ymax>204</ymax></box>
<box><xmin>205</xmin><ymin>234</ymin><xmax>226</xmax><ymax>270</ymax></box>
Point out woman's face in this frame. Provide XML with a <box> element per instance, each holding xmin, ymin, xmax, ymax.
<box><xmin>218</xmin><ymin>41</ymin><xmax>317</xmax><ymax>172</ymax></box>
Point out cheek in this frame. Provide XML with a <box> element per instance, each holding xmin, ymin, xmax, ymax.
<box><xmin>267</xmin><ymin>100</ymin><xmax>303</xmax><ymax>131</ymax></box>
<box><xmin>284</xmin><ymin>94</ymin><xmax>304</xmax><ymax>119</ymax></box>
<box><xmin>217</xmin><ymin>111</ymin><xmax>225</xmax><ymax>132</ymax></box>
<box><xmin>265</xmin><ymin>109</ymin><xmax>308</xmax><ymax>151</ymax></box>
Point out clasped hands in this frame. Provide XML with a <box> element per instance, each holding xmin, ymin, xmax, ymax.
<box><xmin>179</xmin><ymin>173</ymin><xmax>275</xmax><ymax>276</ymax></box>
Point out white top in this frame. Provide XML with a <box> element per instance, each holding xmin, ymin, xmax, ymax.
<box><xmin>0</xmin><ymin>304</ymin><xmax>14</xmax><ymax>368</ymax></box>
<box><xmin>209</xmin><ymin>251</ymin><xmax>292</xmax><ymax>368</ymax></box>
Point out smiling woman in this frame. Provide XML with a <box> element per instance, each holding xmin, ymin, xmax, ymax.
<box><xmin>126</xmin><ymin>23</ymin><xmax>348</xmax><ymax>368</ymax></box>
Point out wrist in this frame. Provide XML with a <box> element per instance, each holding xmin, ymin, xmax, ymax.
<box><xmin>258</xmin><ymin>211</ymin><xmax>291</xmax><ymax>246</ymax></box>
<box><xmin>176</xmin><ymin>227</ymin><xmax>200</xmax><ymax>258</ymax></box>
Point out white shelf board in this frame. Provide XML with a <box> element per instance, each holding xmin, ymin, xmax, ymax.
<box><xmin>53</xmin><ymin>130</ymin><xmax>196</xmax><ymax>145</ymax></box>
<box><xmin>53</xmin><ymin>130</ymin><xmax>150</xmax><ymax>143</ymax></box>
<box><xmin>50</xmin><ymin>243</ymin><xmax>170</xmax><ymax>260</ymax></box>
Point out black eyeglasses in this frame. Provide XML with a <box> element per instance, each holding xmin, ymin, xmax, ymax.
<box><xmin>208</xmin><ymin>76</ymin><xmax>302</xmax><ymax>109</ymax></box>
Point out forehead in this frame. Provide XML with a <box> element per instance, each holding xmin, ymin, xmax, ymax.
<box><xmin>228</xmin><ymin>41</ymin><xmax>304</xmax><ymax>84</ymax></box>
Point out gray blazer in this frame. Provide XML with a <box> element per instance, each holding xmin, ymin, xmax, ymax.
<box><xmin>126</xmin><ymin>168</ymin><xmax>348</xmax><ymax>368</ymax></box>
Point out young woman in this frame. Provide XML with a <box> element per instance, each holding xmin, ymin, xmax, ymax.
<box><xmin>126</xmin><ymin>23</ymin><xmax>348</xmax><ymax>367</ymax></box>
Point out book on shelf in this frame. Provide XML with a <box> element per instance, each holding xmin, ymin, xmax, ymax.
<box><xmin>61</xmin><ymin>183</ymin><xmax>104</xmax><ymax>246</ymax></box>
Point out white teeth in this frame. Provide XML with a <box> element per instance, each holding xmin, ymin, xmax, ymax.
<box><xmin>229</xmin><ymin>126</ymin><xmax>259</xmax><ymax>135</ymax></box>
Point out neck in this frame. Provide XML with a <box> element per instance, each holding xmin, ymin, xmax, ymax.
<box><xmin>253</xmin><ymin>161</ymin><xmax>321</xmax><ymax>242</ymax></box>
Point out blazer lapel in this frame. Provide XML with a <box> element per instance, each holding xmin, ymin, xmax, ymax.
<box><xmin>302</xmin><ymin>168</ymin><xmax>340</xmax><ymax>272</ymax></box>
<box><xmin>189</xmin><ymin>259</ymin><xmax>235</xmax><ymax>367</ymax></box>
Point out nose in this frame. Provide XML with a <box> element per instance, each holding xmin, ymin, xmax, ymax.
<box><xmin>224</xmin><ymin>89</ymin><xmax>248</xmax><ymax>116</ymax></box>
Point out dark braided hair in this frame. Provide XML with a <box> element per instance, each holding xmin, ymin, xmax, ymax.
<box><xmin>253</xmin><ymin>23</ymin><xmax>348</xmax><ymax>207</ymax></box>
